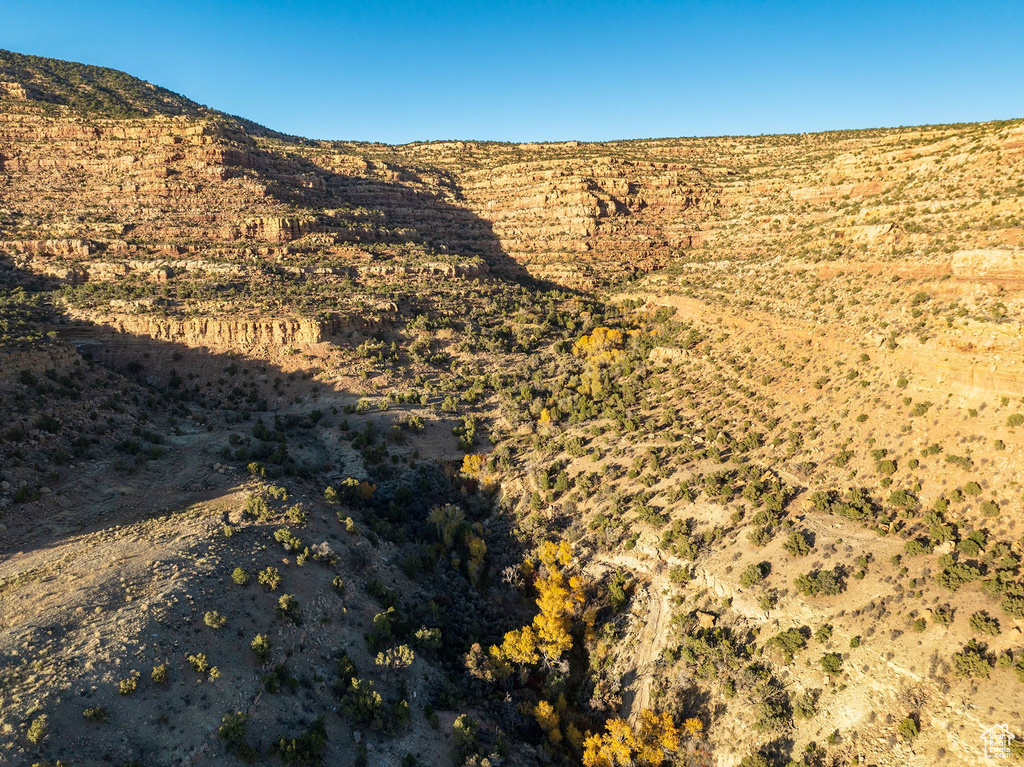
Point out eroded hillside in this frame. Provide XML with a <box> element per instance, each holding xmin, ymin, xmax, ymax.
<box><xmin>1</xmin><ymin>50</ymin><xmax>1023</xmax><ymax>767</ymax></box>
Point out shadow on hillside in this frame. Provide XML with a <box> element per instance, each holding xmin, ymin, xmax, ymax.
<box><xmin>0</xmin><ymin>246</ymin><xmax>540</xmax><ymax>761</ymax></box>
<box><xmin>0</xmin><ymin>251</ymin><xmax>510</xmax><ymax>568</ymax></box>
<box><xmin>0</xmin><ymin>137</ymin><xmax>547</xmax><ymax>655</ymax></box>
<box><xmin>237</xmin><ymin>139</ymin><xmax>578</xmax><ymax>295</ymax></box>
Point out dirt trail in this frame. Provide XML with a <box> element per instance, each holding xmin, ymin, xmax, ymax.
<box><xmin>588</xmin><ymin>551</ymin><xmax>675</xmax><ymax>723</ymax></box>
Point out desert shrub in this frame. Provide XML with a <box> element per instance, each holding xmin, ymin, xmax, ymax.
<box><xmin>740</xmin><ymin>562</ymin><xmax>767</xmax><ymax>588</ymax></box>
<box><xmin>768</xmin><ymin>627</ymin><xmax>808</xmax><ymax>662</ymax></box>
<box><xmin>219</xmin><ymin>711</ymin><xmax>259</xmax><ymax>764</ymax></box>
<box><xmin>793</xmin><ymin>689</ymin><xmax>820</xmax><ymax>719</ymax></box>
<box><xmin>452</xmin><ymin>712</ymin><xmax>481</xmax><ymax>761</ymax></box>
<box><xmin>958</xmin><ymin>530</ymin><xmax>986</xmax><ymax>557</ymax></box>
<box><xmin>285</xmin><ymin>505</ymin><xmax>308</xmax><ymax>526</ymax></box>
<box><xmin>888</xmin><ymin>489</ymin><xmax>918</xmax><ymax>510</ymax></box>
<box><xmin>276</xmin><ymin>594</ymin><xmax>300</xmax><ymax>623</ymax></box>
<box><xmin>608</xmin><ymin>571</ymin><xmax>630</xmax><ymax>606</ymax></box>
<box><xmin>267</xmin><ymin>485</ymin><xmax>289</xmax><ymax>501</ymax></box>
<box><xmin>783</xmin><ymin>531</ymin><xmax>812</xmax><ymax>557</ymax></box>
<box><xmin>794</xmin><ymin>568</ymin><xmax>845</xmax><ymax>597</ymax></box>
<box><xmin>969</xmin><ymin>611</ymin><xmax>1000</xmax><ymax>636</ymax></box>
<box><xmin>244</xmin><ymin>494</ymin><xmax>272</xmax><ymax>520</ymax></box>
<box><xmin>739</xmin><ymin>754</ymin><xmax>770</xmax><ymax>767</ymax></box>
<box><xmin>251</xmin><ymin>634</ymin><xmax>272</xmax><ymax>665</ymax></box>
<box><xmin>376</xmin><ymin>644</ymin><xmax>415</xmax><ymax>673</ymax></box>
<box><xmin>152</xmin><ymin>664</ymin><xmax>168</xmax><ymax>684</ymax></box>
<box><xmin>204</xmin><ymin>611</ymin><xmax>227</xmax><ymax>629</ymax></box>
<box><xmin>952</xmin><ymin>639</ymin><xmax>992</xmax><ymax>678</ymax></box>
<box><xmin>117</xmin><ymin>671</ymin><xmax>140</xmax><ymax>695</ymax></box>
<box><xmin>258</xmin><ymin>566</ymin><xmax>282</xmax><ymax>591</ymax></box>
<box><xmin>311</xmin><ymin>541</ymin><xmax>339</xmax><ymax>566</ymax></box>
<box><xmin>26</xmin><ymin>715</ymin><xmax>48</xmax><ymax>744</ymax></box>
<box><xmin>898</xmin><ymin>716</ymin><xmax>919</xmax><ymax>740</ymax></box>
<box><xmin>833</xmin><ymin>448</ymin><xmax>855</xmax><ymax>465</ymax></box>
<box><xmin>749</xmin><ymin>675</ymin><xmax>791</xmax><ymax>733</ymax></box>
<box><xmin>414</xmin><ymin>626</ymin><xmax>442</xmax><ymax>650</ymax></box>
<box><xmin>810</xmin><ymin>488</ymin><xmax>877</xmax><ymax>523</ymax></box>
<box><xmin>188</xmin><ymin>653</ymin><xmax>209</xmax><ymax>673</ymax></box>
<box><xmin>925</xmin><ymin>512</ymin><xmax>956</xmax><ymax>544</ymax></box>
<box><xmin>269</xmin><ymin>718</ymin><xmax>327</xmax><ymax>766</ymax></box>
<box><xmin>83</xmin><ymin>707</ymin><xmax>109</xmax><ymax>723</ymax></box>
<box><xmin>341</xmin><ymin>678</ymin><xmax>410</xmax><ymax>734</ymax></box>
<box><xmin>263</xmin><ymin>663</ymin><xmax>298</xmax><ymax>694</ymax></box>
<box><xmin>904</xmin><ymin>539</ymin><xmax>929</xmax><ymax>556</ymax></box>
<box><xmin>1001</xmin><ymin>593</ymin><xmax>1024</xmax><ymax>619</ymax></box>
<box><xmin>232</xmin><ymin>567</ymin><xmax>250</xmax><ymax>585</ymax></box>
<box><xmin>819</xmin><ymin>652</ymin><xmax>843</xmax><ymax>674</ymax></box>
<box><xmin>747</xmin><ymin>526</ymin><xmax>774</xmax><ymax>547</ymax></box>
<box><xmin>274</xmin><ymin>527</ymin><xmax>304</xmax><ymax>553</ymax></box>
<box><xmin>936</xmin><ymin>562</ymin><xmax>981</xmax><ymax>591</ymax></box>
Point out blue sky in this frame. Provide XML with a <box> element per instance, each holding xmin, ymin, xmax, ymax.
<box><xmin>3</xmin><ymin>1</ymin><xmax>1022</xmax><ymax>143</ymax></box>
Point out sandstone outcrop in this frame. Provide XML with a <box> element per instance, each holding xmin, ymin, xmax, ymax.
<box><xmin>950</xmin><ymin>248</ymin><xmax>1024</xmax><ymax>284</ymax></box>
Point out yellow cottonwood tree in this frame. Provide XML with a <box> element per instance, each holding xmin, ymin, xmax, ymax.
<box><xmin>498</xmin><ymin>625</ymin><xmax>539</xmax><ymax>667</ymax></box>
<box><xmin>461</xmin><ymin>453</ymin><xmax>487</xmax><ymax>477</ymax></box>
<box><xmin>582</xmin><ymin>718</ymin><xmax>635</xmax><ymax>767</ymax></box>
<box><xmin>466</xmin><ymin>533</ymin><xmax>487</xmax><ymax>585</ymax></box>
<box><xmin>634</xmin><ymin>710</ymin><xmax>680</xmax><ymax>765</ymax></box>
<box><xmin>428</xmin><ymin>503</ymin><xmax>465</xmax><ymax>551</ymax></box>
<box><xmin>533</xmin><ymin>700</ymin><xmax>562</xmax><ymax>744</ymax></box>
<box><xmin>488</xmin><ymin>540</ymin><xmax>586</xmax><ymax>669</ymax></box>
<box><xmin>582</xmin><ymin>710</ymin><xmax>681</xmax><ymax>767</ymax></box>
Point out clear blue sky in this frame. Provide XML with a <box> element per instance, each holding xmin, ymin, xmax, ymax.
<box><xmin>3</xmin><ymin>1</ymin><xmax>1022</xmax><ymax>143</ymax></box>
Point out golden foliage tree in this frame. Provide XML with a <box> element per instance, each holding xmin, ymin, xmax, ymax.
<box><xmin>683</xmin><ymin>717</ymin><xmax>703</xmax><ymax>736</ymax></box>
<box><xmin>461</xmin><ymin>452</ymin><xmax>488</xmax><ymax>477</ymax></box>
<box><xmin>582</xmin><ymin>710</ymin><xmax>682</xmax><ymax>767</ymax></box>
<box><xmin>572</xmin><ymin>327</ymin><xmax>642</xmax><ymax>400</ymax></box>
<box><xmin>498</xmin><ymin>625</ymin><xmax>540</xmax><ymax>667</ymax></box>
<box><xmin>533</xmin><ymin>700</ymin><xmax>562</xmax><ymax>745</ymax></box>
<box><xmin>573</xmin><ymin>327</ymin><xmax>628</xmax><ymax>360</ymax></box>
<box><xmin>466</xmin><ymin>532</ymin><xmax>487</xmax><ymax>585</ymax></box>
<box><xmin>428</xmin><ymin>503</ymin><xmax>465</xmax><ymax>551</ymax></box>
<box><xmin>485</xmin><ymin>540</ymin><xmax>586</xmax><ymax>672</ymax></box>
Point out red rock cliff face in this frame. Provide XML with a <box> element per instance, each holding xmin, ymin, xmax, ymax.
<box><xmin>0</xmin><ymin>112</ymin><xmax>336</xmax><ymax>246</ymax></box>
<box><xmin>4</xmin><ymin>93</ymin><xmax>1024</xmax><ymax>357</ymax></box>
<box><xmin>0</xmin><ymin>109</ymin><xmax>715</xmax><ymax>289</ymax></box>
<box><xmin>455</xmin><ymin>156</ymin><xmax>713</xmax><ymax>287</ymax></box>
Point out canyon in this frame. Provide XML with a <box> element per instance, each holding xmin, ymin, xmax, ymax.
<box><xmin>1</xmin><ymin>49</ymin><xmax>1024</xmax><ymax>767</ymax></box>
